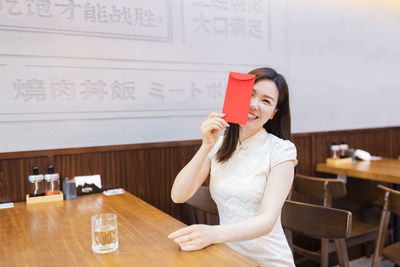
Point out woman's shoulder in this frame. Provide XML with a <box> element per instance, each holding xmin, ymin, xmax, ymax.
<box><xmin>266</xmin><ymin>133</ymin><xmax>296</xmax><ymax>150</ymax></box>
<box><xmin>266</xmin><ymin>133</ymin><xmax>298</xmax><ymax>167</ymax></box>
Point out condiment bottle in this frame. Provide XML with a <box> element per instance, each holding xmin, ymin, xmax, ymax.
<box><xmin>44</xmin><ymin>165</ymin><xmax>60</xmax><ymax>195</ymax></box>
<box><xmin>330</xmin><ymin>141</ymin><xmax>340</xmax><ymax>159</ymax></box>
<box><xmin>28</xmin><ymin>167</ymin><xmax>45</xmax><ymax>197</ymax></box>
<box><xmin>339</xmin><ymin>140</ymin><xmax>349</xmax><ymax>158</ymax></box>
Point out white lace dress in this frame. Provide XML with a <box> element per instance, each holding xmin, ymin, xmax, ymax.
<box><xmin>208</xmin><ymin>129</ymin><xmax>297</xmax><ymax>267</ymax></box>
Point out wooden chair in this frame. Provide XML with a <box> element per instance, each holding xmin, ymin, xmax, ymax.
<box><xmin>282</xmin><ymin>200</ymin><xmax>352</xmax><ymax>267</ymax></box>
<box><xmin>185</xmin><ymin>186</ymin><xmax>218</xmax><ymax>224</ymax></box>
<box><xmin>372</xmin><ymin>185</ymin><xmax>400</xmax><ymax>267</ymax></box>
<box><xmin>288</xmin><ymin>174</ymin><xmax>379</xmax><ymax>266</ymax></box>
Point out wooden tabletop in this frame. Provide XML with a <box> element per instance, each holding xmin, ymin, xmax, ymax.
<box><xmin>0</xmin><ymin>192</ymin><xmax>257</xmax><ymax>267</ymax></box>
<box><xmin>316</xmin><ymin>158</ymin><xmax>400</xmax><ymax>184</ymax></box>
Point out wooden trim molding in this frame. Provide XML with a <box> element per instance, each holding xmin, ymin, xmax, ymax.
<box><xmin>0</xmin><ymin>140</ymin><xmax>202</xmax><ymax>160</ymax></box>
<box><xmin>292</xmin><ymin>126</ymin><xmax>399</xmax><ymax>137</ymax></box>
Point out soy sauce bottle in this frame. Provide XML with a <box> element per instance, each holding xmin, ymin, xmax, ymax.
<box><xmin>44</xmin><ymin>165</ymin><xmax>60</xmax><ymax>195</ymax></box>
<box><xmin>339</xmin><ymin>140</ymin><xmax>349</xmax><ymax>158</ymax></box>
<box><xmin>330</xmin><ymin>141</ymin><xmax>340</xmax><ymax>159</ymax></box>
<box><xmin>28</xmin><ymin>167</ymin><xmax>45</xmax><ymax>197</ymax></box>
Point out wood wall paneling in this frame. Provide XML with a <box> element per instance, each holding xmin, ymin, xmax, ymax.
<box><xmin>390</xmin><ymin>128</ymin><xmax>400</xmax><ymax>158</ymax></box>
<box><xmin>0</xmin><ymin>156</ymin><xmax>49</xmax><ymax>203</ymax></box>
<box><xmin>0</xmin><ymin>126</ymin><xmax>399</xmax><ymax>224</ymax></box>
<box><xmin>292</xmin><ymin>135</ymin><xmax>313</xmax><ymax>176</ymax></box>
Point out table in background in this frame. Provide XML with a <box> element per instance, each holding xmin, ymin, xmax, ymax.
<box><xmin>0</xmin><ymin>192</ymin><xmax>257</xmax><ymax>266</ymax></box>
<box><xmin>317</xmin><ymin>157</ymin><xmax>400</xmax><ymax>241</ymax></box>
<box><xmin>316</xmin><ymin>158</ymin><xmax>400</xmax><ymax>184</ymax></box>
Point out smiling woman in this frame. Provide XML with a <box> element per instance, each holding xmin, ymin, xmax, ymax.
<box><xmin>169</xmin><ymin>67</ymin><xmax>297</xmax><ymax>267</ymax></box>
<box><xmin>216</xmin><ymin>67</ymin><xmax>292</xmax><ymax>163</ymax></box>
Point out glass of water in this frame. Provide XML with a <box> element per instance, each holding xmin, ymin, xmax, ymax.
<box><xmin>91</xmin><ymin>213</ymin><xmax>118</xmax><ymax>253</ymax></box>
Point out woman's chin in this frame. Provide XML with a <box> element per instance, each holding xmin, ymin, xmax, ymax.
<box><xmin>242</xmin><ymin>121</ymin><xmax>258</xmax><ymax>129</ymax></box>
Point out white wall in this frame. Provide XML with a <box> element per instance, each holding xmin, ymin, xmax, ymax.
<box><xmin>0</xmin><ymin>0</ymin><xmax>399</xmax><ymax>152</ymax></box>
<box><xmin>288</xmin><ymin>0</ymin><xmax>400</xmax><ymax>132</ymax></box>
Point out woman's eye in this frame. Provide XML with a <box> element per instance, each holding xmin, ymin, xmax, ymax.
<box><xmin>263</xmin><ymin>99</ymin><xmax>270</xmax><ymax>104</ymax></box>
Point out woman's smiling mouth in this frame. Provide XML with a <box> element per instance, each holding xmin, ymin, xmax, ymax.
<box><xmin>248</xmin><ymin>112</ymin><xmax>259</xmax><ymax>120</ymax></box>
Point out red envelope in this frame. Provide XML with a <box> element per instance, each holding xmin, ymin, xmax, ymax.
<box><xmin>222</xmin><ymin>72</ymin><xmax>255</xmax><ymax>125</ymax></box>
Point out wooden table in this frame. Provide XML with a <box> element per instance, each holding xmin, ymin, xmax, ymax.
<box><xmin>0</xmin><ymin>192</ymin><xmax>257</xmax><ymax>266</ymax></box>
<box><xmin>317</xmin><ymin>157</ymin><xmax>400</xmax><ymax>242</ymax></box>
<box><xmin>316</xmin><ymin>158</ymin><xmax>400</xmax><ymax>184</ymax></box>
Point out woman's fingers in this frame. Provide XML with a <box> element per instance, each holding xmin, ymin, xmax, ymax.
<box><xmin>173</xmin><ymin>233</ymin><xmax>194</xmax><ymax>243</ymax></box>
<box><xmin>168</xmin><ymin>226</ymin><xmax>191</xmax><ymax>240</ymax></box>
<box><xmin>175</xmin><ymin>233</ymin><xmax>200</xmax><ymax>251</ymax></box>
<box><xmin>202</xmin><ymin>118</ymin><xmax>229</xmax><ymax>130</ymax></box>
<box><xmin>212</xmin><ymin>117</ymin><xmax>229</xmax><ymax>128</ymax></box>
<box><xmin>200</xmin><ymin>112</ymin><xmax>229</xmax><ymax>147</ymax></box>
<box><xmin>168</xmin><ymin>229</ymin><xmax>201</xmax><ymax>251</ymax></box>
<box><xmin>180</xmin><ymin>245</ymin><xmax>196</xmax><ymax>251</ymax></box>
<box><xmin>168</xmin><ymin>226</ymin><xmax>198</xmax><ymax>243</ymax></box>
<box><xmin>206</xmin><ymin>114</ymin><xmax>228</xmax><ymax>125</ymax></box>
<box><xmin>202</xmin><ymin>121</ymin><xmax>226</xmax><ymax>132</ymax></box>
<box><xmin>200</xmin><ymin>116</ymin><xmax>229</xmax><ymax>146</ymax></box>
<box><xmin>207</xmin><ymin>112</ymin><xmax>225</xmax><ymax>120</ymax></box>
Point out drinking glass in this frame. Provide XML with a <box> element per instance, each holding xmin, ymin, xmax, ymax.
<box><xmin>91</xmin><ymin>214</ymin><xmax>118</xmax><ymax>253</ymax></box>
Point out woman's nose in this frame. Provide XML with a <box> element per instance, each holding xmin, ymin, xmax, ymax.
<box><xmin>250</xmin><ymin>97</ymin><xmax>258</xmax><ymax>108</ymax></box>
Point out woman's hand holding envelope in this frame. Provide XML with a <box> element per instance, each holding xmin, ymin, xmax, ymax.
<box><xmin>200</xmin><ymin>113</ymin><xmax>229</xmax><ymax>148</ymax></box>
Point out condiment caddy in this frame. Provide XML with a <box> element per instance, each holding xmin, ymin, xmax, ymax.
<box><xmin>326</xmin><ymin>140</ymin><xmax>352</xmax><ymax>166</ymax></box>
<box><xmin>26</xmin><ymin>166</ymin><xmax>63</xmax><ymax>205</ymax></box>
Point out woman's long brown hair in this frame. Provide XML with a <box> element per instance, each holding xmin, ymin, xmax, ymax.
<box><xmin>215</xmin><ymin>67</ymin><xmax>291</xmax><ymax>163</ymax></box>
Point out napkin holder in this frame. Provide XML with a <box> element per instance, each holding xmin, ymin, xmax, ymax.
<box><xmin>74</xmin><ymin>174</ymin><xmax>102</xmax><ymax>195</ymax></box>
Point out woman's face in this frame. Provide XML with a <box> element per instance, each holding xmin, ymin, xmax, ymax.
<box><xmin>241</xmin><ymin>79</ymin><xmax>279</xmax><ymax>132</ymax></box>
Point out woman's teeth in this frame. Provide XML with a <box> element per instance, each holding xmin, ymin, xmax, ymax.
<box><xmin>248</xmin><ymin>113</ymin><xmax>258</xmax><ymax>119</ymax></box>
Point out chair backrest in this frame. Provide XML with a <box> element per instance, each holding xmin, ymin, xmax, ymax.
<box><xmin>186</xmin><ymin>186</ymin><xmax>218</xmax><ymax>215</ymax></box>
<box><xmin>282</xmin><ymin>200</ymin><xmax>352</xmax><ymax>240</ymax></box>
<box><xmin>346</xmin><ymin>178</ymin><xmax>380</xmax><ymax>207</ymax></box>
<box><xmin>292</xmin><ymin>174</ymin><xmax>347</xmax><ymax>206</ymax></box>
<box><xmin>372</xmin><ymin>185</ymin><xmax>400</xmax><ymax>267</ymax></box>
<box><xmin>377</xmin><ymin>185</ymin><xmax>400</xmax><ymax>216</ymax></box>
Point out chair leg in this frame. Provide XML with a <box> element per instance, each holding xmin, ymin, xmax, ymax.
<box><xmin>334</xmin><ymin>239</ymin><xmax>349</xmax><ymax>267</ymax></box>
<box><xmin>321</xmin><ymin>238</ymin><xmax>329</xmax><ymax>267</ymax></box>
<box><xmin>372</xmin><ymin>255</ymin><xmax>382</xmax><ymax>267</ymax></box>
<box><xmin>365</xmin><ymin>241</ymin><xmax>375</xmax><ymax>258</ymax></box>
